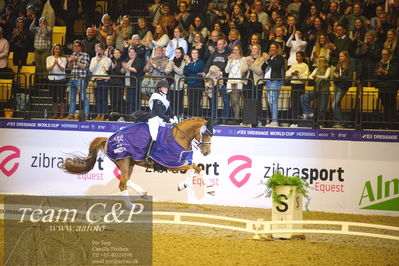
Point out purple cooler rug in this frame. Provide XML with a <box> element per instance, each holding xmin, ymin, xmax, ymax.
<box><xmin>106</xmin><ymin>122</ymin><xmax>193</xmax><ymax>168</ymax></box>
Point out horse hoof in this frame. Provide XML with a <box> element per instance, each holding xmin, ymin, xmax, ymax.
<box><xmin>206</xmin><ymin>186</ymin><xmax>215</xmax><ymax>196</ymax></box>
<box><xmin>140</xmin><ymin>192</ymin><xmax>148</xmax><ymax>199</ymax></box>
<box><xmin>177</xmin><ymin>183</ymin><xmax>187</xmax><ymax>191</ymax></box>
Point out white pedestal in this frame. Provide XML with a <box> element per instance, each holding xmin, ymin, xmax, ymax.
<box><xmin>271</xmin><ymin>186</ymin><xmax>303</xmax><ymax>239</ymax></box>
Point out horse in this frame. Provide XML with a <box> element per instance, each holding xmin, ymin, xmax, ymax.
<box><xmin>62</xmin><ymin>117</ymin><xmax>215</xmax><ymax>208</ymax></box>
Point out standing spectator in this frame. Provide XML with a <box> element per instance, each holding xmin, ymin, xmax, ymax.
<box><xmin>66</xmin><ymin>40</ymin><xmax>90</xmax><ymax>120</ymax></box>
<box><xmin>246</xmin><ymin>33</ymin><xmax>264</xmax><ymax>56</ymax></box>
<box><xmin>339</xmin><ymin>3</ymin><xmax>370</xmax><ymax>32</ymax></box>
<box><xmin>122</xmin><ymin>47</ymin><xmax>145</xmax><ymax>117</ymax></box>
<box><xmin>148</xmin><ymin>0</ymin><xmax>162</xmax><ymax>27</ymax></box>
<box><xmin>201</xmin><ymin>39</ymin><xmax>230</xmax><ymax>121</ymax></box>
<box><xmin>175</xmin><ymin>1</ymin><xmax>192</xmax><ymax>37</ymax></box>
<box><xmin>355</xmin><ymin>31</ymin><xmax>381</xmax><ymax>83</ymax></box>
<box><xmin>137</xmin><ymin>18</ymin><xmax>153</xmax><ymax>41</ymax></box>
<box><xmin>225</xmin><ymin>45</ymin><xmax>245</xmax><ymax>121</ymax></box>
<box><xmin>30</xmin><ymin>15</ymin><xmax>52</xmax><ymax>76</ymax></box>
<box><xmin>375</xmin><ymin>11</ymin><xmax>391</xmax><ymax>42</ymax></box>
<box><xmin>324</xmin><ymin>0</ymin><xmax>341</xmax><ymax>29</ymax></box>
<box><xmin>188</xmin><ymin>16</ymin><xmax>209</xmax><ymax>44</ymax></box>
<box><xmin>113</xmin><ymin>15</ymin><xmax>133</xmax><ymax>51</ymax></box>
<box><xmin>241</xmin><ymin>44</ymin><xmax>266</xmax><ymax>124</ymax></box>
<box><xmin>144</xmin><ymin>46</ymin><xmax>172</xmax><ymax>95</ymax></box>
<box><xmin>169</xmin><ymin>47</ymin><xmax>186</xmax><ymax>114</ymax></box>
<box><xmin>328</xmin><ymin>24</ymin><xmax>352</xmax><ymax>71</ymax></box>
<box><xmin>183</xmin><ymin>48</ymin><xmax>205</xmax><ymax>117</ymax></box>
<box><xmin>375</xmin><ymin>49</ymin><xmax>398</xmax><ymax>127</ymax></box>
<box><xmin>46</xmin><ymin>43</ymin><xmax>66</xmax><ymax>119</ymax></box>
<box><xmin>310</xmin><ymin>33</ymin><xmax>331</xmax><ymax>70</ymax></box>
<box><xmin>94</xmin><ymin>14</ymin><xmax>114</xmax><ymax>47</ymax></box>
<box><xmin>227</xmin><ymin>29</ymin><xmax>243</xmax><ymax>52</ymax></box>
<box><xmin>286</xmin><ymin>51</ymin><xmax>309</xmax><ymax>127</ymax></box>
<box><xmin>0</xmin><ymin>26</ymin><xmax>9</xmax><ymax>76</ymax></box>
<box><xmin>0</xmin><ymin>5</ymin><xmax>17</xmax><ymax>40</ymax></box>
<box><xmin>149</xmin><ymin>25</ymin><xmax>170</xmax><ymax>57</ymax></box>
<box><xmin>300</xmin><ymin>56</ymin><xmax>331</xmax><ymax>125</ymax></box>
<box><xmin>82</xmin><ymin>27</ymin><xmax>99</xmax><ymax>59</ymax></box>
<box><xmin>253</xmin><ymin>0</ymin><xmax>270</xmax><ymax>34</ymax></box>
<box><xmin>332</xmin><ymin>51</ymin><xmax>353</xmax><ymax>128</ymax></box>
<box><xmin>383</xmin><ymin>29</ymin><xmax>399</xmax><ymax>62</ymax></box>
<box><xmin>90</xmin><ymin>43</ymin><xmax>112</xmax><ymax>121</ymax></box>
<box><xmin>370</xmin><ymin>5</ymin><xmax>385</xmax><ymax>29</ymax></box>
<box><xmin>263</xmin><ymin>43</ymin><xmax>285</xmax><ymax>127</ymax></box>
<box><xmin>286</xmin><ymin>30</ymin><xmax>307</xmax><ymax>66</ymax></box>
<box><xmin>108</xmin><ymin>49</ymin><xmax>124</xmax><ymax>120</ymax></box>
<box><xmin>10</xmin><ymin>17</ymin><xmax>29</xmax><ymax>68</ymax></box>
<box><xmin>165</xmin><ymin>26</ymin><xmax>188</xmax><ymax>60</ymax></box>
<box><xmin>244</xmin><ymin>13</ymin><xmax>263</xmax><ymax>45</ymax></box>
<box><xmin>204</xmin><ymin>30</ymin><xmax>220</xmax><ymax>61</ymax></box>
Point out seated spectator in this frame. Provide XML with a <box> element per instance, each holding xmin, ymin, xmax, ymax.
<box><xmin>104</xmin><ymin>35</ymin><xmax>115</xmax><ymax>59</ymax></box>
<box><xmin>10</xmin><ymin>17</ymin><xmax>29</xmax><ymax>68</ymax></box>
<box><xmin>94</xmin><ymin>14</ymin><xmax>114</xmax><ymax>46</ymax></box>
<box><xmin>157</xmin><ymin>3</ymin><xmax>176</xmax><ymax>38</ymax></box>
<box><xmin>286</xmin><ymin>30</ymin><xmax>307</xmax><ymax>66</ymax></box>
<box><xmin>310</xmin><ymin>33</ymin><xmax>331</xmax><ymax>70</ymax></box>
<box><xmin>113</xmin><ymin>15</ymin><xmax>133</xmax><ymax>51</ymax></box>
<box><xmin>90</xmin><ymin>43</ymin><xmax>112</xmax><ymax>121</ymax></box>
<box><xmin>183</xmin><ymin>49</ymin><xmax>205</xmax><ymax>117</ymax></box>
<box><xmin>82</xmin><ymin>27</ymin><xmax>99</xmax><ymax>59</ymax></box>
<box><xmin>285</xmin><ymin>51</ymin><xmax>310</xmax><ymax>127</ymax></box>
<box><xmin>165</xmin><ymin>26</ymin><xmax>188</xmax><ymax>60</ymax></box>
<box><xmin>188</xmin><ymin>16</ymin><xmax>209</xmax><ymax>44</ymax></box>
<box><xmin>332</xmin><ymin>51</ymin><xmax>354</xmax><ymax>128</ymax></box>
<box><xmin>188</xmin><ymin>32</ymin><xmax>206</xmax><ymax>61</ymax></box>
<box><xmin>46</xmin><ymin>43</ymin><xmax>67</xmax><ymax>119</ymax></box>
<box><xmin>29</xmin><ymin>15</ymin><xmax>52</xmax><ymax>76</ymax></box>
<box><xmin>149</xmin><ymin>25</ymin><xmax>170</xmax><ymax>57</ymax></box>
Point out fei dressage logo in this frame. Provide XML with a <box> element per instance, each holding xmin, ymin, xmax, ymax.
<box><xmin>228</xmin><ymin>155</ymin><xmax>252</xmax><ymax>188</ymax></box>
<box><xmin>0</xmin><ymin>145</ymin><xmax>21</xmax><ymax>177</ymax></box>
<box><xmin>359</xmin><ymin>175</ymin><xmax>399</xmax><ymax>212</ymax></box>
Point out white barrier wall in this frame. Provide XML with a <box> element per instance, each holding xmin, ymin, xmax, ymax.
<box><xmin>0</xmin><ymin>119</ymin><xmax>398</xmax><ymax>216</ymax></box>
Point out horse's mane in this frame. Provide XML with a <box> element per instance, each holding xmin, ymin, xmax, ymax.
<box><xmin>178</xmin><ymin>117</ymin><xmax>206</xmax><ymax>125</ymax></box>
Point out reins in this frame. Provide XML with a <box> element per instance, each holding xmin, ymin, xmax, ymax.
<box><xmin>172</xmin><ymin>122</ymin><xmax>212</xmax><ymax>151</ymax></box>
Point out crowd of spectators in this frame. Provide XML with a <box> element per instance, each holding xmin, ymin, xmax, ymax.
<box><xmin>0</xmin><ymin>0</ymin><xmax>398</xmax><ymax>127</ymax></box>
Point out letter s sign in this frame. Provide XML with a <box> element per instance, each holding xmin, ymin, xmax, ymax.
<box><xmin>228</xmin><ymin>155</ymin><xmax>252</xmax><ymax>188</ymax></box>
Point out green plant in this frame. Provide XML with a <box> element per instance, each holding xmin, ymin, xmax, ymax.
<box><xmin>258</xmin><ymin>171</ymin><xmax>310</xmax><ymax>209</ymax></box>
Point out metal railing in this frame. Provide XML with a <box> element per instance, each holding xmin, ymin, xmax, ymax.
<box><xmin>0</xmin><ymin>73</ymin><xmax>398</xmax><ymax>130</ymax></box>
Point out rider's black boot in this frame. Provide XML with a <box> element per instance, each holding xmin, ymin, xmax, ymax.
<box><xmin>144</xmin><ymin>140</ymin><xmax>155</xmax><ymax>164</ymax></box>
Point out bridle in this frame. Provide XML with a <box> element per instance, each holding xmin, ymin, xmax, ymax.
<box><xmin>173</xmin><ymin>124</ymin><xmax>212</xmax><ymax>151</ymax></box>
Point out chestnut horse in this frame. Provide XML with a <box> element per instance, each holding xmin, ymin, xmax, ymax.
<box><xmin>62</xmin><ymin>117</ymin><xmax>214</xmax><ymax>207</ymax></box>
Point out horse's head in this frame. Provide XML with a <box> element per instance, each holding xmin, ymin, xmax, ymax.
<box><xmin>196</xmin><ymin>119</ymin><xmax>216</xmax><ymax>156</ymax></box>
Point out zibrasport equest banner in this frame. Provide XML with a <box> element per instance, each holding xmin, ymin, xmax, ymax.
<box><xmin>0</xmin><ymin>119</ymin><xmax>398</xmax><ymax>216</ymax></box>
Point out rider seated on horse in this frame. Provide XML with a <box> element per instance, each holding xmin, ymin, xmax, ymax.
<box><xmin>143</xmin><ymin>80</ymin><xmax>178</xmax><ymax>163</ymax></box>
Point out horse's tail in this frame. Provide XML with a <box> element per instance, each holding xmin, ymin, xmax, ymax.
<box><xmin>62</xmin><ymin>137</ymin><xmax>108</xmax><ymax>174</ymax></box>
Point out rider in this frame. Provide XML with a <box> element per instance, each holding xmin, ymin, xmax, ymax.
<box><xmin>145</xmin><ymin>80</ymin><xmax>178</xmax><ymax>163</ymax></box>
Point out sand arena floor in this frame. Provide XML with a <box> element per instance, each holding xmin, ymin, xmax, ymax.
<box><xmin>1</xmin><ymin>200</ymin><xmax>399</xmax><ymax>266</ymax></box>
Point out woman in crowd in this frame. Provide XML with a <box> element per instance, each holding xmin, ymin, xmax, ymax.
<box><xmin>144</xmin><ymin>45</ymin><xmax>172</xmax><ymax>95</ymax></box>
<box><xmin>183</xmin><ymin>48</ymin><xmax>205</xmax><ymax>117</ymax></box>
<box><xmin>355</xmin><ymin>31</ymin><xmax>381</xmax><ymax>83</ymax></box>
<box><xmin>104</xmin><ymin>35</ymin><xmax>115</xmax><ymax>59</ymax></box>
<box><xmin>310</xmin><ymin>33</ymin><xmax>331</xmax><ymax>71</ymax></box>
<box><xmin>113</xmin><ymin>15</ymin><xmax>133</xmax><ymax>51</ymax></box>
<box><xmin>149</xmin><ymin>25</ymin><xmax>170</xmax><ymax>57</ymax></box>
<box><xmin>122</xmin><ymin>47</ymin><xmax>145</xmax><ymax>117</ymax></box>
<box><xmin>286</xmin><ymin>30</ymin><xmax>307</xmax><ymax>67</ymax></box>
<box><xmin>227</xmin><ymin>29</ymin><xmax>243</xmax><ymax>52</ymax></box>
<box><xmin>383</xmin><ymin>29</ymin><xmax>399</xmax><ymax>62</ymax></box>
<box><xmin>285</xmin><ymin>51</ymin><xmax>309</xmax><ymax>127</ymax></box>
<box><xmin>188</xmin><ymin>16</ymin><xmax>209</xmax><ymax>44</ymax></box>
<box><xmin>188</xmin><ymin>32</ymin><xmax>206</xmax><ymax>62</ymax></box>
<box><xmin>169</xmin><ymin>47</ymin><xmax>186</xmax><ymax>115</ymax></box>
<box><xmin>266</xmin><ymin>26</ymin><xmax>286</xmax><ymax>56</ymax></box>
<box><xmin>263</xmin><ymin>43</ymin><xmax>285</xmax><ymax>127</ymax></box>
<box><xmin>225</xmin><ymin>45</ymin><xmax>245</xmax><ymax>121</ymax></box>
<box><xmin>46</xmin><ymin>43</ymin><xmax>67</xmax><ymax>119</ymax></box>
<box><xmin>95</xmin><ymin>14</ymin><xmax>114</xmax><ymax>46</ymax></box>
<box><xmin>241</xmin><ymin>44</ymin><xmax>266</xmax><ymax>125</ymax></box>
<box><xmin>108</xmin><ymin>48</ymin><xmax>124</xmax><ymax>120</ymax></box>
<box><xmin>10</xmin><ymin>17</ymin><xmax>29</xmax><ymax>68</ymax></box>
<box><xmin>300</xmin><ymin>57</ymin><xmax>331</xmax><ymax>125</ymax></box>
<box><xmin>332</xmin><ymin>51</ymin><xmax>353</xmax><ymax>128</ymax></box>
<box><xmin>246</xmin><ymin>33</ymin><xmax>263</xmax><ymax>56</ymax></box>
<box><xmin>89</xmin><ymin>43</ymin><xmax>112</xmax><ymax>121</ymax></box>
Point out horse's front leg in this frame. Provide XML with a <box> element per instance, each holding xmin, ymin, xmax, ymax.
<box><xmin>176</xmin><ymin>164</ymin><xmax>215</xmax><ymax>195</ymax></box>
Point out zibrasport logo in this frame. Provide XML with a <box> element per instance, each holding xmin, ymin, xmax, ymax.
<box><xmin>0</xmin><ymin>145</ymin><xmax>21</xmax><ymax>177</ymax></box>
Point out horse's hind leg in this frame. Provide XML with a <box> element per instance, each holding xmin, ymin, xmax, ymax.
<box><xmin>126</xmin><ymin>159</ymin><xmax>147</xmax><ymax>198</ymax></box>
<box><xmin>115</xmin><ymin>158</ymin><xmax>147</xmax><ymax>198</ymax></box>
